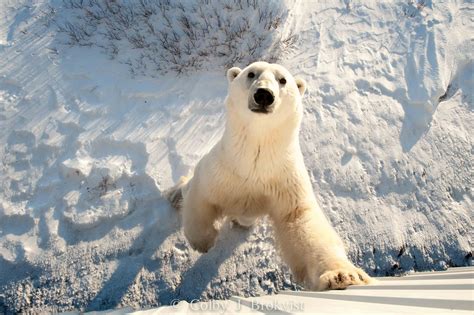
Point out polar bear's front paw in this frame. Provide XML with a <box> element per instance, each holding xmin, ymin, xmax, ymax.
<box><xmin>185</xmin><ymin>228</ymin><xmax>217</xmax><ymax>253</ymax></box>
<box><xmin>318</xmin><ymin>266</ymin><xmax>373</xmax><ymax>290</ymax></box>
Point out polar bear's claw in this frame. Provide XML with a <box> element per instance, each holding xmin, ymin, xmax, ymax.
<box><xmin>318</xmin><ymin>267</ymin><xmax>373</xmax><ymax>290</ymax></box>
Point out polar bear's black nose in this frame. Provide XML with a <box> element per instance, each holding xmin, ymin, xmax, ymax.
<box><xmin>253</xmin><ymin>88</ymin><xmax>274</xmax><ymax>107</ymax></box>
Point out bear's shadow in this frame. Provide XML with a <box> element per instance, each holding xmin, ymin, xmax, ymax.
<box><xmin>86</xmin><ymin>214</ymin><xmax>252</xmax><ymax>310</ymax></box>
<box><xmin>86</xmin><ymin>200</ymin><xmax>180</xmax><ymax>311</ymax></box>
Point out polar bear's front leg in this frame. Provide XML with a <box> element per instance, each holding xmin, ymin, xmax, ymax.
<box><xmin>272</xmin><ymin>205</ymin><xmax>373</xmax><ymax>290</ymax></box>
<box><xmin>181</xmin><ymin>187</ymin><xmax>220</xmax><ymax>253</ymax></box>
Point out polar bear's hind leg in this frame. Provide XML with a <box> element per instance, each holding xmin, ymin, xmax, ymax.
<box><xmin>164</xmin><ymin>175</ymin><xmax>191</xmax><ymax>210</ymax></box>
<box><xmin>231</xmin><ymin>215</ymin><xmax>258</xmax><ymax>229</ymax></box>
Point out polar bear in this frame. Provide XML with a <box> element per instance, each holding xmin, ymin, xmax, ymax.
<box><xmin>166</xmin><ymin>61</ymin><xmax>373</xmax><ymax>290</ymax></box>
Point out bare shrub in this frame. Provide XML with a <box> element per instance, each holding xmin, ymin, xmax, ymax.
<box><xmin>52</xmin><ymin>0</ymin><xmax>293</xmax><ymax>76</ymax></box>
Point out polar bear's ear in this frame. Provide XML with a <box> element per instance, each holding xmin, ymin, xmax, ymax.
<box><xmin>295</xmin><ymin>78</ymin><xmax>307</xmax><ymax>96</ymax></box>
<box><xmin>227</xmin><ymin>67</ymin><xmax>242</xmax><ymax>83</ymax></box>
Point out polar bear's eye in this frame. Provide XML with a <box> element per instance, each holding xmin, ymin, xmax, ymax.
<box><xmin>279</xmin><ymin>78</ymin><xmax>287</xmax><ymax>85</ymax></box>
<box><xmin>248</xmin><ymin>72</ymin><xmax>255</xmax><ymax>79</ymax></box>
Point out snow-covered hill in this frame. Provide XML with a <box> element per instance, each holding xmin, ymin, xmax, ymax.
<box><xmin>0</xmin><ymin>0</ymin><xmax>472</xmax><ymax>313</ymax></box>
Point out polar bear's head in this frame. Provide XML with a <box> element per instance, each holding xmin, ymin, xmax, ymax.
<box><xmin>225</xmin><ymin>62</ymin><xmax>306</xmax><ymax>126</ymax></box>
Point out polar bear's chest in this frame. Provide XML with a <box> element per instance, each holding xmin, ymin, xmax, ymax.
<box><xmin>216</xmin><ymin>191</ymin><xmax>270</xmax><ymax>217</ymax></box>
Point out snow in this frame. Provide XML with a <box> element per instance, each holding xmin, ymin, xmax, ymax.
<box><xmin>79</xmin><ymin>267</ymin><xmax>474</xmax><ymax>314</ymax></box>
<box><xmin>0</xmin><ymin>0</ymin><xmax>472</xmax><ymax>313</ymax></box>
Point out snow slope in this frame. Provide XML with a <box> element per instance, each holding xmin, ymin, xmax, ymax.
<box><xmin>0</xmin><ymin>0</ymin><xmax>472</xmax><ymax>313</ymax></box>
<box><xmin>132</xmin><ymin>267</ymin><xmax>474</xmax><ymax>314</ymax></box>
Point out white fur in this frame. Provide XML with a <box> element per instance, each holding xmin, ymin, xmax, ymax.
<box><xmin>172</xmin><ymin>62</ymin><xmax>373</xmax><ymax>290</ymax></box>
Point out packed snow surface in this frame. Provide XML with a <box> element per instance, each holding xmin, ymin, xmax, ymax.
<box><xmin>128</xmin><ymin>267</ymin><xmax>474</xmax><ymax>314</ymax></box>
<box><xmin>0</xmin><ymin>0</ymin><xmax>472</xmax><ymax>313</ymax></box>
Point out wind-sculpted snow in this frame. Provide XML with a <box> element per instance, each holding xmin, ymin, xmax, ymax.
<box><xmin>0</xmin><ymin>0</ymin><xmax>472</xmax><ymax>313</ymax></box>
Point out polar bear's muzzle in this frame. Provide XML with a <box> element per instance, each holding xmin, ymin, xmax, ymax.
<box><xmin>249</xmin><ymin>88</ymin><xmax>275</xmax><ymax>114</ymax></box>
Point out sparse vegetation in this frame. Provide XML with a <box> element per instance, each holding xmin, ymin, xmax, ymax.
<box><xmin>52</xmin><ymin>0</ymin><xmax>295</xmax><ymax>76</ymax></box>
